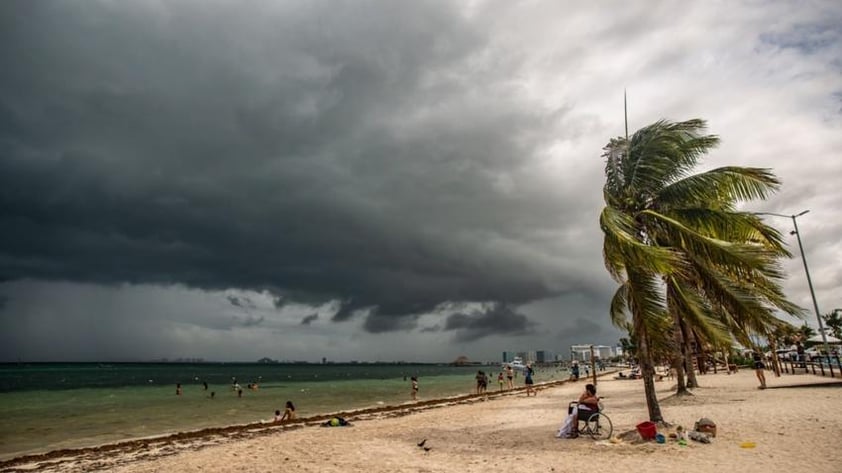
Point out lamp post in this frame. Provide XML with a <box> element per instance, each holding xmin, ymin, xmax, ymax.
<box><xmin>753</xmin><ymin>210</ymin><xmax>830</xmax><ymax>359</ymax></box>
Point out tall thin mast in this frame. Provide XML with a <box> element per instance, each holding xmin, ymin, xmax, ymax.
<box><xmin>624</xmin><ymin>89</ymin><xmax>629</xmax><ymax>141</ymax></box>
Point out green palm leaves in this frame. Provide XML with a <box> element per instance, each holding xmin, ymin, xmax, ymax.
<box><xmin>600</xmin><ymin>118</ymin><xmax>803</xmax><ymax>421</ymax></box>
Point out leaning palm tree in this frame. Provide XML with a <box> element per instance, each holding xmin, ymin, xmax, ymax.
<box><xmin>600</xmin><ymin>118</ymin><xmax>803</xmax><ymax>422</ymax></box>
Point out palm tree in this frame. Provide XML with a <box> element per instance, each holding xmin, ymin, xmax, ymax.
<box><xmin>797</xmin><ymin>324</ymin><xmax>816</xmax><ymax>341</ymax></box>
<box><xmin>601</xmin><ymin>118</ymin><xmax>803</xmax><ymax>422</ymax></box>
<box><xmin>822</xmin><ymin>310</ymin><xmax>842</xmax><ymax>339</ymax></box>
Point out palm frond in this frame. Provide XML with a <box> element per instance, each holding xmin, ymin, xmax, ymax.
<box><xmin>625</xmin><ymin>119</ymin><xmax>720</xmax><ymax>194</ymax></box>
<box><xmin>601</xmin><ymin>206</ymin><xmax>686</xmax><ymax>279</ymax></box>
<box><xmin>665</xmin><ymin>277</ymin><xmax>731</xmax><ymax>347</ymax></box>
<box><xmin>657</xmin><ymin>167</ymin><xmax>781</xmax><ymax>208</ymax></box>
<box><xmin>609</xmin><ymin>283</ymin><xmax>631</xmax><ymax>329</ymax></box>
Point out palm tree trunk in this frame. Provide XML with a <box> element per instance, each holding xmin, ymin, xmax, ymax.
<box><xmin>680</xmin><ymin>318</ymin><xmax>699</xmax><ymax>388</ymax></box>
<box><xmin>672</xmin><ymin>317</ymin><xmax>690</xmax><ymax>395</ymax></box>
<box><xmin>695</xmin><ymin>332</ymin><xmax>707</xmax><ymax>375</ymax></box>
<box><xmin>635</xmin><ymin>318</ymin><xmax>664</xmax><ymax>422</ymax></box>
<box><xmin>769</xmin><ymin>338</ymin><xmax>781</xmax><ymax>377</ymax></box>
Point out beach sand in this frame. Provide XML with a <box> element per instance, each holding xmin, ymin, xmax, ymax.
<box><xmin>4</xmin><ymin>369</ymin><xmax>841</xmax><ymax>473</ymax></box>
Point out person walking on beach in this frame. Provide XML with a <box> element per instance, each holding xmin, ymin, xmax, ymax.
<box><xmin>411</xmin><ymin>376</ymin><xmax>419</xmax><ymax>400</ymax></box>
<box><xmin>524</xmin><ymin>363</ymin><xmax>535</xmax><ymax>396</ymax></box>
<box><xmin>475</xmin><ymin>370</ymin><xmax>488</xmax><ymax>394</ymax></box>
<box><xmin>753</xmin><ymin>351</ymin><xmax>767</xmax><ymax>389</ymax></box>
<box><xmin>506</xmin><ymin>364</ymin><xmax>514</xmax><ymax>389</ymax></box>
<box><xmin>281</xmin><ymin>401</ymin><xmax>296</xmax><ymax>421</ymax></box>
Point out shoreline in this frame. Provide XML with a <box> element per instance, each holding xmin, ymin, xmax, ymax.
<box><xmin>0</xmin><ymin>373</ymin><xmax>598</xmax><ymax>471</ymax></box>
<box><xmin>7</xmin><ymin>369</ymin><xmax>842</xmax><ymax>473</ymax></box>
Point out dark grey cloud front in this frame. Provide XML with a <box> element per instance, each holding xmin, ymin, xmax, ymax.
<box><xmin>0</xmin><ymin>1</ymin><xmax>589</xmax><ymax>340</ymax></box>
<box><xmin>1</xmin><ymin>1</ymin><xmax>840</xmax><ymax>362</ymax></box>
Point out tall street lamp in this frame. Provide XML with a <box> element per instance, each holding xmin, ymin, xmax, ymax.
<box><xmin>753</xmin><ymin>210</ymin><xmax>830</xmax><ymax>358</ymax></box>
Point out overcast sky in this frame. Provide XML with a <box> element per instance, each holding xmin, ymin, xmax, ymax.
<box><xmin>1</xmin><ymin>0</ymin><xmax>840</xmax><ymax>363</ymax></box>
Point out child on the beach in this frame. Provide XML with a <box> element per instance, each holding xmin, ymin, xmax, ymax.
<box><xmin>274</xmin><ymin>410</ymin><xmax>283</xmax><ymax>422</ymax></box>
<box><xmin>411</xmin><ymin>376</ymin><xmax>419</xmax><ymax>400</ymax></box>
<box><xmin>497</xmin><ymin>372</ymin><xmax>504</xmax><ymax>391</ymax></box>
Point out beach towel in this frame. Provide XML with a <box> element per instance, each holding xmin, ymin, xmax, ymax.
<box><xmin>555</xmin><ymin>405</ymin><xmax>577</xmax><ymax>438</ymax></box>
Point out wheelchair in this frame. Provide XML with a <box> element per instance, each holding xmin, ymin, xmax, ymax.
<box><xmin>568</xmin><ymin>401</ymin><xmax>613</xmax><ymax>440</ymax></box>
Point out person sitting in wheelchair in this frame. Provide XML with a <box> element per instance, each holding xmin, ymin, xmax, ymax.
<box><xmin>561</xmin><ymin>383</ymin><xmax>600</xmax><ymax>438</ymax></box>
<box><xmin>576</xmin><ymin>383</ymin><xmax>600</xmax><ymax>416</ymax></box>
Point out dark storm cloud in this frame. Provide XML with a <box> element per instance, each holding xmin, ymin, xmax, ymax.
<box><xmin>444</xmin><ymin>303</ymin><xmax>536</xmax><ymax>342</ymax></box>
<box><xmin>300</xmin><ymin>313</ymin><xmax>318</xmax><ymax>326</ymax></box>
<box><xmin>420</xmin><ymin>325</ymin><xmax>441</xmax><ymax>333</ymax></box>
<box><xmin>236</xmin><ymin>314</ymin><xmax>265</xmax><ymax>328</ymax></box>
<box><xmin>227</xmin><ymin>295</ymin><xmax>256</xmax><ymax>309</ymax></box>
<box><xmin>556</xmin><ymin>316</ymin><xmax>611</xmax><ymax>341</ymax></box>
<box><xmin>0</xmin><ymin>0</ymin><xmax>587</xmax><ymax>334</ymax></box>
<box><xmin>759</xmin><ymin>22</ymin><xmax>842</xmax><ymax>54</ymax></box>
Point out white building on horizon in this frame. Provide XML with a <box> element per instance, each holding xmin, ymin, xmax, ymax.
<box><xmin>570</xmin><ymin>344</ymin><xmax>618</xmax><ymax>361</ymax></box>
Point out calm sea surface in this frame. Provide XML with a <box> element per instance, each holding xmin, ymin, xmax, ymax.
<box><xmin>0</xmin><ymin>362</ymin><xmax>567</xmax><ymax>460</ymax></box>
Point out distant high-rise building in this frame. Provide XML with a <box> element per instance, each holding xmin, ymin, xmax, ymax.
<box><xmin>502</xmin><ymin>351</ymin><xmax>519</xmax><ymax>363</ymax></box>
<box><xmin>536</xmin><ymin>351</ymin><xmax>555</xmax><ymax>363</ymax></box>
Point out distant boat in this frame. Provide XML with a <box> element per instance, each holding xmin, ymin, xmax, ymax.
<box><xmin>503</xmin><ymin>356</ymin><xmax>528</xmax><ymax>372</ymax></box>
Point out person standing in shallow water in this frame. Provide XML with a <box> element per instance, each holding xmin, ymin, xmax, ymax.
<box><xmin>524</xmin><ymin>363</ymin><xmax>535</xmax><ymax>396</ymax></box>
<box><xmin>176</xmin><ymin>383</ymin><xmax>182</xmax><ymax>396</ymax></box>
<box><xmin>753</xmin><ymin>351</ymin><xmax>767</xmax><ymax>389</ymax></box>
<box><xmin>475</xmin><ymin>370</ymin><xmax>486</xmax><ymax>394</ymax></box>
<box><xmin>410</xmin><ymin>376</ymin><xmax>419</xmax><ymax>400</ymax></box>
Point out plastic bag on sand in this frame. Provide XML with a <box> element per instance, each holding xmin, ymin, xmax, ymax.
<box><xmin>556</xmin><ymin>406</ymin><xmax>577</xmax><ymax>438</ymax></box>
<box><xmin>688</xmin><ymin>431</ymin><xmax>710</xmax><ymax>443</ymax></box>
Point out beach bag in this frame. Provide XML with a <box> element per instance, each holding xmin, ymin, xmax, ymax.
<box><xmin>694</xmin><ymin>417</ymin><xmax>716</xmax><ymax>437</ymax></box>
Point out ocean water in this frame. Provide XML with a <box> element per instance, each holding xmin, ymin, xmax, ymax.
<box><xmin>0</xmin><ymin>363</ymin><xmax>567</xmax><ymax>460</ymax></box>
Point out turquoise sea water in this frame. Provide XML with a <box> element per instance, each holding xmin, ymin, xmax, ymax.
<box><xmin>0</xmin><ymin>363</ymin><xmax>567</xmax><ymax>460</ymax></box>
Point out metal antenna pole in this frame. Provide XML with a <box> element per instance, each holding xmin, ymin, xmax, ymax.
<box><xmin>624</xmin><ymin>89</ymin><xmax>629</xmax><ymax>141</ymax></box>
<box><xmin>790</xmin><ymin>214</ymin><xmax>830</xmax><ymax>358</ymax></box>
